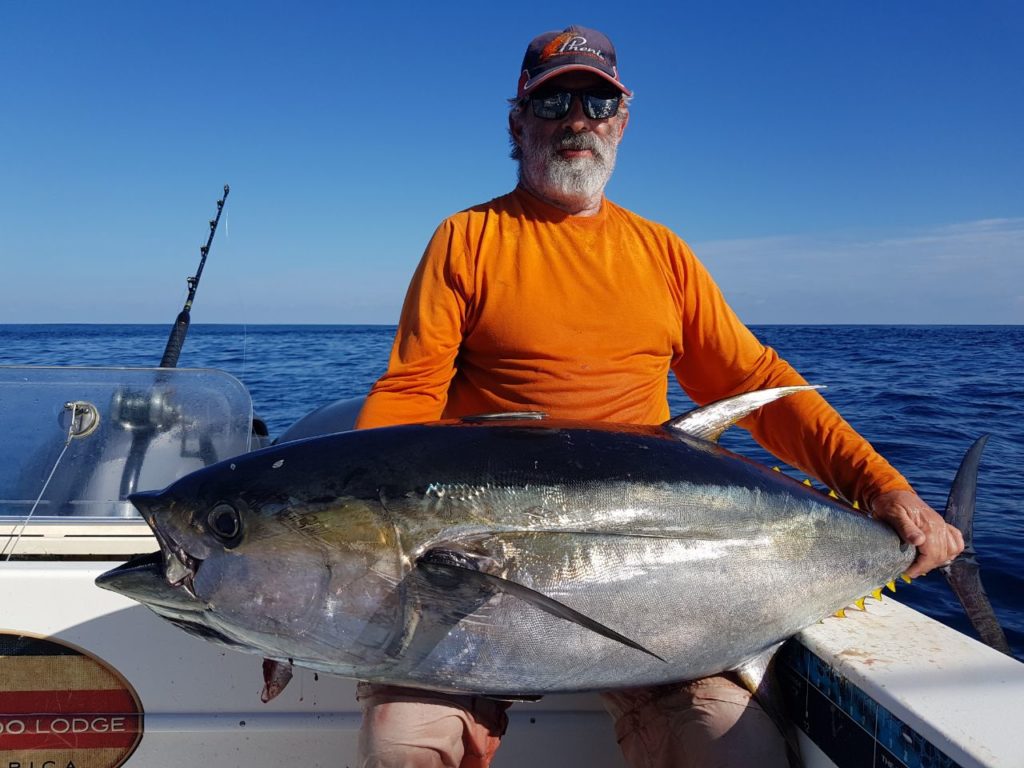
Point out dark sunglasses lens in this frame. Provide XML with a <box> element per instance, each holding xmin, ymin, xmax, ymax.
<box><xmin>531</xmin><ymin>91</ymin><xmax>572</xmax><ymax>119</ymax></box>
<box><xmin>582</xmin><ymin>93</ymin><xmax>620</xmax><ymax>119</ymax></box>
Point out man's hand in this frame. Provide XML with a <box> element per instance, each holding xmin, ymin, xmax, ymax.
<box><xmin>870</xmin><ymin>490</ymin><xmax>964</xmax><ymax>578</ymax></box>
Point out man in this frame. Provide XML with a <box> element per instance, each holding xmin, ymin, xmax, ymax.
<box><xmin>354</xmin><ymin>25</ymin><xmax>963</xmax><ymax>768</ymax></box>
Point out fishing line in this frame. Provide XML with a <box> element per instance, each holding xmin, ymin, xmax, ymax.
<box><xmin>3</xmin><ymin>402</ymin><xmax>98</xmax><ymax>560</ymax></box>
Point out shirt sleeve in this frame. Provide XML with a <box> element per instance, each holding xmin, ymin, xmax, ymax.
<box><xmin>670</xmin><ymin>240</ymin><xmax>912</xmax><ymax>507</ymax></box>
<box><xmin>355</xmin><ymin>219</ymin><xmax>471</xmax><ymax>429</ymax></box>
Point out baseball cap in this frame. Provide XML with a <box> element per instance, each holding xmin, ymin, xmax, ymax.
<box><xmin>517</xmin><ymin>26</ymin><xmax>632</xmax><ymax>99</ymax></box>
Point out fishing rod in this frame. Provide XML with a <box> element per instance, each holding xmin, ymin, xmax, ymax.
<box><xmin>116</xmin><ymin>185</ymin><xmax>231</xmax><ymax>499</ymax></box>
<box><xmin>159</xmin><ymin>183</ymin><xmax>230</xmax><ymax>368</ymax></box>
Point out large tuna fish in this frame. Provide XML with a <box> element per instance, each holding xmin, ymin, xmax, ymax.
<box><xmin>97</xmin><ymin>387</ymin><xmax>1002</xmax><ymax>696</ymax></box>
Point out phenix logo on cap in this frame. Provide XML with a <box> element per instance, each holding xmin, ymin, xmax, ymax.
<box><xmin>517</xmin><ymin>25</ymin><xmax>632</xmax><ymax>98</ymax></box>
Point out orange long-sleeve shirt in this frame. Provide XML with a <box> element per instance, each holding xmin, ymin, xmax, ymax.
<box><xmin>357</xmin><ymin>187</ymin><xmax>911</xmax><ymax>507</ymax></box>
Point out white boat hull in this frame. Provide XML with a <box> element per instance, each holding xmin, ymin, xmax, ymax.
<box><xmin>2</xmin><ymin>559</ymin><xmax>1021</xmax><ymax>767</ymax></box>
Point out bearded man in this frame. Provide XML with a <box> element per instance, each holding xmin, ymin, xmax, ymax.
<box><xmin>354</xmin><ymin>25</ymin><xmax>963</xmax><ymax>768</ymax></box>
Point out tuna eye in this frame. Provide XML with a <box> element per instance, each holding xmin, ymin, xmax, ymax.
<box><xmin>207</xmin><ymin>503</ymin><xmax>241</xmax><ymax>544</ymax></box>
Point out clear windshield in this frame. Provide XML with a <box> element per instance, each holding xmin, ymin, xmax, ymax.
<box><xmin>0</xmin><ymin>366</ymin><xmax>253</xmax><ymax>520</ymax></box>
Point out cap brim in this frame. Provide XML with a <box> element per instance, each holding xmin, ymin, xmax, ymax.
<box><xmin>521</xmin><ymin>64</ymin><xmax>632</xmax><ymax>98</ymax></box>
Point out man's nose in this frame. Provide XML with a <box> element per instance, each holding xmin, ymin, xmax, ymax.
<box><xmin>562</xmin><ymin>96</ymin><xmax>591</xmax><ymax>132</ymax></box>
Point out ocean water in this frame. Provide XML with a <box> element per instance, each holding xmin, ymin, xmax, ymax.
<box><xmin>1</xmin><ymin>323</ymin><xmax>1022</xmax><ymax>658</ymax></box>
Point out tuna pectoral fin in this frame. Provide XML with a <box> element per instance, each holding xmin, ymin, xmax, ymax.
<box><xmin>664</xmin><ymin>385</ymin><xmax>823</xmax><ymax>442</ymax></box>
<box><xmin>941</xmin><ymin>435</ymin><xmax>1013</xmax><ymax>656</ymax></box>
<box><xmin>734</xmin><ymin>644</ymin><xmax>803</xmax><ymax>766</ymax></box>
<box><xmin>417</xmin><ymin>551</ymin><xmax>665</xmax><ymax>662</ymax></box>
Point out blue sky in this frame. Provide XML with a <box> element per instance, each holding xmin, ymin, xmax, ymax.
<box><xmin>1</xmin><ymin>2</ymin><xmax>1021</xmax><ymax>324</ymax></box>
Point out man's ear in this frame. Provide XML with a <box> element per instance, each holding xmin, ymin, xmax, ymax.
<box><xmin>509</xmin><ymin>111</ymin><xmax>523</xmax><ymax>148</ymax></box>
<box><xmin>616</xmin><ymin>110</ymin><xmax>630</xmax><ymax>140</ymax></box>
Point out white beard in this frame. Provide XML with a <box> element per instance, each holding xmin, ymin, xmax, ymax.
<box><xmin>519</xmin><ymin>124</ymin><xmax>619</xmax><ymax>210</ymax></box>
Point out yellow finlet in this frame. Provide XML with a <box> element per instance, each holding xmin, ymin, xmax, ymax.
<box><xmin>886</xmin><ymin>580</ymin><xmax>896</xmax><ymax>592</ymax></box>
<box><xmin>901</xmin><ymin>573</ymin><xmax>913</xmax><ymax>584</ymax></box>
<box><xmin>802</xmin><ymin>478</ymin><xmax>812</xmax><ymax>486</ymax></box>
<box><xmin>852</xmin><ymin>500</ymin><xmax>860</xmax><ymax>510</ymax></box>
<box><xmin>854</xmin><ymin>597</ymin><xmax>866</xmax><ymax>611</ymax></box>
<box><xmin>871</xmin><ymin>588</ymin><xmax>883</xmax><ymax>601</ymax></box>
<box><xmin>834</xmin><ymin>608</ymin><xmax>847</xmax><ymax>618</ymax></box>
<box><xmin>772</xmin><ymin>466</ymin><xmax>781</xmax><ymax>472</ymax></box>
<box><xmin>827</xmin><ymin>489</ymin><xmax>838</xmax><ymax>499</ymax></box>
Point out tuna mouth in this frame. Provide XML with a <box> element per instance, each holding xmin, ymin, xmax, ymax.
<box><xmin>152</xmin><ymin>525</ymin><xmax>202</xmax><ymax>598</ymax></box>
<box><xmin>96</xmin><ymin>551</ymin><xmax>197</xmax><ymax>606</ymax></box>
<box><xmin>129</xmin><ymin>491</ymin><xmax>203</xmax><ymax>597</ymax></box>
<box><xmin>166</xmin><ymin>552</ymin><xmax>199</xmax><ymax>596</ymax></box>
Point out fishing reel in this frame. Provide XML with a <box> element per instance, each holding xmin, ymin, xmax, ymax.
<box><xmin>110</xmin><ymin>386</ymin><xmax>182</xmax><ymax>433</ymax></box>
<box><xmin>111</xmin><ymin>384</ymin><xmax>218</xmax><ymax>498</ymax></box>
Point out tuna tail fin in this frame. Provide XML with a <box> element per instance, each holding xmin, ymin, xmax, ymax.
<box><xmin>664</xmin><ymin>385</ymin><xmax>824</xmax><ymax>443</ymax></box>
<box><xmin>941</xmin><ymin>435</ymin><xmax>1013</xmax><ymax>656</ymax></box>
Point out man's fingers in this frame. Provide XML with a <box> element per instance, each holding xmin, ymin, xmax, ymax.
<box><xmin>947</xmin><ymin>525</ymin><xmax>964</xmax><ymax>554</ymax></box>
<box><xmin>877</xmin><ymin>506</ymin><xmax>925</xmax><ymax>546</ymax></box>
<box><xmin>904</xmin><ymin>525</ymin><xmax>927</xmax><ymax>547</ymax></box>
<box><xmin>905</xmin><ymin>521</ymin><xmax>963</xmax><ymax>577</ymax></box>
<box><xmin>871</xmin><ymin>490</ymin><xmax>965</xmax><ymax>578</ymax></box>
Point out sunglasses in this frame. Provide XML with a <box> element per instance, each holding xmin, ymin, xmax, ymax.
<box><xmin>528</xmin><ymin>87</ymin><xmax>623</xmax><ymax>121</ymax></box>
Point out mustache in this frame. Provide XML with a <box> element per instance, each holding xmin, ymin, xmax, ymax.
<box><xmin>554</xmin><ymin>131</ymin><xmax>602</xmax><ymax>156</ymax></box>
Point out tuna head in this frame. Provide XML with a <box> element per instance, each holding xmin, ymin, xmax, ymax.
<box><xmin>122</xmin><ymin>447</ymin><xmax>406</xmax><ymax>667</ymax></box>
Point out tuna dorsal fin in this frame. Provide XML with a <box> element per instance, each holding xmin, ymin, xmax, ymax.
<box><xmin>460</xmin><ymin>411</ymin><xmax>548</xmax><ymax>423</ymax></box>
<box><xmin>664</xmin><ymin>385</ymin><xmax>824</xmax><ymax>443</ymax></box>
<box><xmin>417</xmin><ymin>550</ymin><xmax>665</xmax><ymax>662</ymax></box>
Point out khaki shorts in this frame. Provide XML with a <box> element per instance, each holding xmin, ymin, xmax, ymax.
<box><xmin>356</xmin><ymin>675</ymin><xmax>788</xmax><ymax>768</ymax></box>
<box><xmin>601</xmin><ymin>674</ymin><xmax>789</xmax><ymax>768</ymax></box>
<box><xmin>356</xmin><ymin>682</ymin><xmax>510</xmax><ymax>768</ymax></box>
